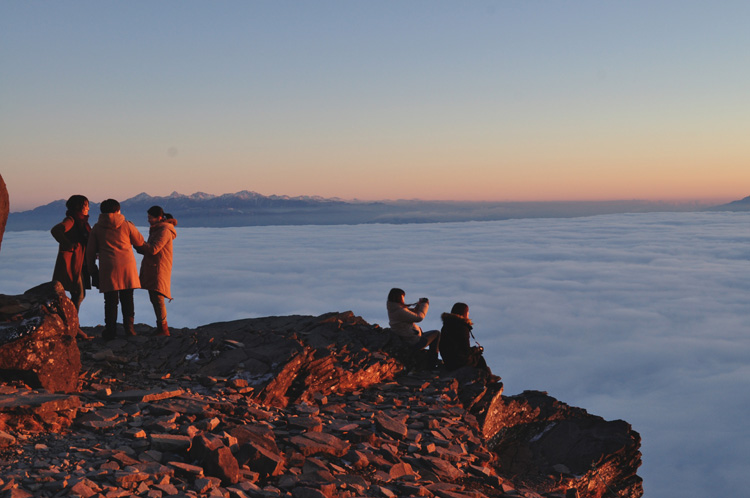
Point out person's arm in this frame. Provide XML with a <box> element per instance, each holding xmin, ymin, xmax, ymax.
<box><xmin>139</xmin><ymin>228</ymin><xmax>170</xmax><ymax>256</ymax></box>
<box><xmin>128</xmin><ymin>222</ymin><xmax>146</xmax><ymax>248</ymax></box>
<box><xmin>50</xmin><ymin>217</ymin><xmax>75</xmax><ymax>250</ymax></box>
<box><xmin>392</xmin><ymin>301</ymin><xmax>429</xmax><ymax>323</ymax></box>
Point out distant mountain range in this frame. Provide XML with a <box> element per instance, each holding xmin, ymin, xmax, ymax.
<box><xmin>707</xmin><ymin>195</ymin><xmax>750</xmax><ymax>211</ymax></box>
<box><xmin>5</xmin><ymin>190</ymin><xmax>736</xmax><ymax>231</ymax></box>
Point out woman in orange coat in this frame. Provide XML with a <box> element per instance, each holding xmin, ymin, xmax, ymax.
<box><xmin>51</xmin><ymin>195</ymin><xmax>91</xmax><ymax>312</ymax></box>
<box><xmin>138</xmin><ymin>205</ymin><xmax>177</xmax><ymax>336</ymax></box>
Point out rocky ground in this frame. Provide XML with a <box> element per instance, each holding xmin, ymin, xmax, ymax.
<box><xmin>0</xmin><ymin>284</ymin><xmax>642</xmax><ymax>498</ymax></box>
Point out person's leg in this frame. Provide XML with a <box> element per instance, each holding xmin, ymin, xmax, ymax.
<box><xmin>148</xmin><ymin>290</ymin><xmax>165</xmax><ymax>323</ymax></box>
<box><xmin>120</xmin><ymin>289</ymin><xmax>135</xmax><ymax>336</ymax></box>
<box><xmin>69</xmin><ymin>277</ymin><xmax>85</xmax><ymax>311</ymax></box>
<box><xmin>69</xmin><ymin>278</ymin><xmax>91</xmax><ymax>339</ymax></box>
<box><xmin>414</xmin><ymin>330</ymin><xmax>441</xmax><ymax>368</ymax></box>
<box><xmin>149</xmin><ymin>290</ymin><xmax>169</xmax><ymax>336</ymax></box>
<box><xmin>103</xmin><ymin>291</ymin><xmax>119</xmax><ymax>340</ymax></box>
<box><xmin>415</xmin><ymin>330</ymin><xmax>440</xmax><ymax>352</ymax></box>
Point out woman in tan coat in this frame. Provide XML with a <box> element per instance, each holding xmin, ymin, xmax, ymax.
<box><xmin>86</xmin><ymin>199</ymin><xmax>145</xmax><ymax>340</ymax></box>
<box><xmin>138</xmin><ymin>205</ymin><xmax>177</xmax><ymax>336</ymax></box>
<box><xmin>51</xmin><ymin>195</ymin><xmax>91</xmax><ymax>311</ymax></box>
<box><xmin>387</xmin><ymin>288</ymin><xmax>441</xmax><ymax>367</ymax></box>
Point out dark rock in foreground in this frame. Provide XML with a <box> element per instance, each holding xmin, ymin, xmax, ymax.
<box><xmin>0</xmin><ymin>304</ymin><xmax>642</xmax><ymax>498</ymax></box>
<box><xmin>0</xmin><ymin>282</ymin><xmax>82</xmax><ymax>393</ymax></box>
<box><xmin>0</xmin><ymin>173</ymin><xmax>8</xmax><ymax>251</ymax></box>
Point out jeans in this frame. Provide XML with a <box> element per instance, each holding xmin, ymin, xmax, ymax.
<box><xmin>104</xmin><ymin>289</ymin><xmax>134</xmax><ymax>327</ymax></box>
<box><xmin>415</xmin><ymin>329</ymin><xmax>440</xmax><ymax>354</ymax></box>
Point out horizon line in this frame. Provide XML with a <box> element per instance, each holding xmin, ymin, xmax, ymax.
<box><xmin>10</xmin><ymin>191</ymin><xmax>739</xmax><ymax>213</ymax></box>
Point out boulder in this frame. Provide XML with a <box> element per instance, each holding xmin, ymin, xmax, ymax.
<box><xmin>487</xmin><ymin>390</ymin><xmax>643</xmax><ymax>498</ymax></box>
<box><xmin>0</xmin><ymin>282</ymin><xmax>82</xmax><ymax>393</ymax></box>
<box><xmin>0</xmin><ymin>174</ymin><xmax>8</xmax><ymax>253</ymax></box>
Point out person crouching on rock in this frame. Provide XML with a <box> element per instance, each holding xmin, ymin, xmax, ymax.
<box><xmin>86</xmin><ymin>199</ymin><xmax>145</xmax><ymax>340</ymax></box>
<box><xmin>387</xmin><ymin>288</ymin><xmax>441</xmax><ymax>367</ymax></box>
<box><xmin>136</xmin><ymin>205</ymin><xmax>177</xmax><ymax>337</ymax></box>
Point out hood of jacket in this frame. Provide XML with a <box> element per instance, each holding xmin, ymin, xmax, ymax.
<box><xmin>441</xmin><ymin>312</ymin><xmax>473</xmax><ymax>327</ymax></box>
<box><xmin>96</xmin><ymin>212</ymin><xmax>126</xmax><ymax>230</ymax></box>
<box><xmin>151</xmin><ymin>218</ymin><xmax>178</xmax><ymax>238</ymax></box>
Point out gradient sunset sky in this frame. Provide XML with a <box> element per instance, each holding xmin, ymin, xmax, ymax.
<box><xmin>2</xmin><ymin>1</ymin><xmax>749</xmax><ymax>211</ymax></box>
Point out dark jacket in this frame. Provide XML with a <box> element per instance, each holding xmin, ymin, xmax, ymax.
<box><xmin>440</xmin><ymin>312</ymin><xmax>473</xmax><ymax>370</ymax></box>
<box><xmin>51</xmin><ymin>214</ymin><xmax>91</xmax><ymax>292</ymax></box>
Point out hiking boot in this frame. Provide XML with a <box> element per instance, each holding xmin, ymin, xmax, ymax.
<box><xmin>153</xmin><ymin>320</ymin><xmax>170</xmax><ymax>337</ymax></box>
<box><xmin>124</xmin><ymin>316</ymin><xmax>136</xmax><ymax>336</ymax></box>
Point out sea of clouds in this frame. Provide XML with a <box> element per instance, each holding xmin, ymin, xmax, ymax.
<box><xmin>2</xmin><ymin>212</ymin><xmax>749</xmax><ymax>498</ymax></box>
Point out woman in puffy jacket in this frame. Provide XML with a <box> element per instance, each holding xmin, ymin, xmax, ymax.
<box><xmin>138</xmin><ymin>205</ymin><xmax>177</xmax><ymax>336</ymax></box>
<box><xmin>440</xmin><ymin>302</ymin><xmax>474</xmax><ymax>370</ymax></box>
<box><xmin>440</xmin><ymin>302</ymin><xmax>497</xmax><ymax>382</ymax></box>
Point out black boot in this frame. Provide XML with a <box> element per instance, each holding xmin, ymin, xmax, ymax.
<box><xmin>102</xmin><ymin>324</ymin><xmax>116</xmax><ymax>341</ymax></box>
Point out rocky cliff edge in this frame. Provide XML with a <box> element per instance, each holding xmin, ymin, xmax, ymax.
<box><xmin>0</xmin><ymin>286</ymin><xmax>642</xmax><ymax>498</ymax></box>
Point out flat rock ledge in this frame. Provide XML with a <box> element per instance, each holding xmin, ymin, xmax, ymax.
<box><xmin>0</xmin><ymin>306</ymin><xmax>642</xmax><ymax>498</ymax></box>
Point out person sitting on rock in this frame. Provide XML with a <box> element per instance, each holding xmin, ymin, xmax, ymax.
<box><xmin>386</xmin><ymin>288</ymin><xmax>441</xmax><ymax>367</ymax></box>
<box><xmin>440</xmin><ymin>302</ymin><xmax>499</xmax><ymax>381</ymax></box>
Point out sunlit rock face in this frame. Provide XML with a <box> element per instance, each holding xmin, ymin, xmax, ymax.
<box><xmin>0</xmin><ymin>309</ymin><xmax>642</xmax><ymax>497</ymax></box>
<box><xmin>0</xmin><ymin>174</ymin><xmax>8</xmax><ymax>252</ymax></box>
<box><xmin>0</xmin><ymin>282</ymin><xmax>82</xmax><ymax>393</ymax></box>
<box><xmin>486</xmin><ymin>390</ymin><xmax>643</xmax><ymax>498</ymax></box>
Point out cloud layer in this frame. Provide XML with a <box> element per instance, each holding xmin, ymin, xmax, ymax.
<box><xmin>2</xmin><ymin>212</ymin><xmax>749</xmax><ymax>498</ymax></box>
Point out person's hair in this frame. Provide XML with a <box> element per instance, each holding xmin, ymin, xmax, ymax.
<box><xmin>388</xmin><ymin>288</ymin><xmax>405</xmax><ymax>303</ymax></box>
<box><xmin>451</xmin><ymin>302</ymin><xmax>469</xmax><ymax>316</ymax></box>
<box><xmin>100</xmin><ymin>199</ymin><xmax>120</xmax><ymax>214</ymax></box>
<box><xmin>65</xmin><ymin>195</ymin><xmax>88</xmax><ymax>213</ymax></box>
<box><xmin>147</xmin><ymin>205</ymin><xmax>164</xmax><ymax>218</ymax></box>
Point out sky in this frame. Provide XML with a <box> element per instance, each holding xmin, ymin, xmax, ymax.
<box><xmin>2</xmin><ymin>1</ymin><xmax>750</xmax><ymax>211</ymax></box>
<box><xmin>1</xmin><ymin>211</ymin><xmax>749</xmax><ymax>497</ymax></box>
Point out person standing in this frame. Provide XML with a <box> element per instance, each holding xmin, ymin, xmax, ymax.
<box><xmin>86</xmin><ymin>199</ymin><xmax>144</xmax><ymax>340</ymax></box>
<box><xmin>137</xmin><ymin>205</ymin><xmax>177</xmax><ymax>336</ymax></box>
<box><xmin>51</xmin><ymin>195</ymin><xmax>91</xmax><ymax>312</ymax></box>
